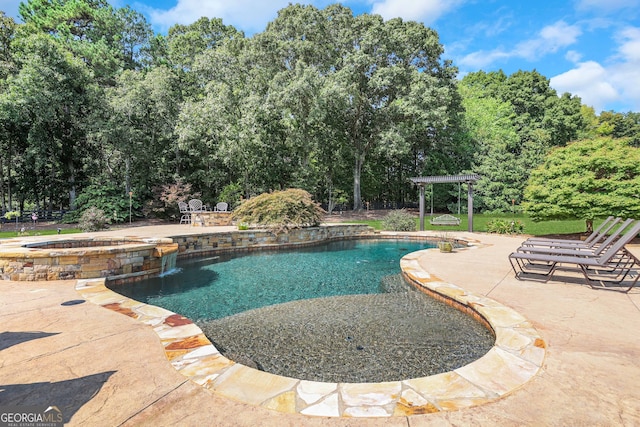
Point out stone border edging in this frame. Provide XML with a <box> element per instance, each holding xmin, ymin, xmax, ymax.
<box><xmin>75</xmin><ymin>242</ymin><xmax>546</xmax><ymax>418</ymax></box>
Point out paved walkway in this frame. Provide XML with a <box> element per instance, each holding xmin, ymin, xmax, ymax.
<box><xmin>1</xmin><ymin>226</ymin><xmax>639</xmax><ymax>426</ymax></box>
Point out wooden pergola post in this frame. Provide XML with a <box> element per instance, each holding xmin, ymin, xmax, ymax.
<box><xmin>467</xmin><ymin>181</ymin><xmax>474</xmax><ymax>232</ymax></box>
<box><xmin>419</xmin><ymin>185</ymin><xmax>425</xmax><ymax>231</ymax></box>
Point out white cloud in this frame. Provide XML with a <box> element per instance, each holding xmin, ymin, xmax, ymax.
<box><xmin>540</xmin><ymin>21</ymin><xmax>583</xmax><ymax>48</ymax></box>
<box><xmin>515</xmin><ymin>21</ymin><xmax>582</xmax><ymax>60</ymax></box>
<box><xmin>565</xmin><ymin>50</ymin><xmax>583</xmax><ymax>62</ymax></box>
<box><xmin>458</xmin><ymin>21</ymin><xmax>581</xmax><ymax>68</ymax></box>
<box><xmin>615</xmin><ymin>26</ymin><xmax>640</xmax><ymax>62</ymax></box>
<box><xmin>550</xmin><ymin>61</ymin><xmax>618</xmax><ymax>111</ymax></box>
<box><xmin>608</xmin><ymin>26</ymin><xmax>640</xmax><ymax>111</ymax></box>
<box><xmin>459</xmin><ymin>49</ymin><xmax>510</xmax><ymax>69</ymax></box>
<box><xmin>144</xmin><ymin>0</ymin><xmax>291</xmax><ymax>33</ymax></box>
<box><xmin>551</xmin><ymin>26</ymin><xmax>640</xmax><ymax>112</ymax></box>
<box><xmin>370</xmin><ymin>0</ymin><xmax>465</xmax><ymax>25</ymax></box>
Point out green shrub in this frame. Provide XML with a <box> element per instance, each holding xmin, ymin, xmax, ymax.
<box><xmin>3</xmin><ymin>211</ymin><xmax>20</xmax><ymax>220</ymax></box>
<box><xmin>218</xmin><ymin>182</ymin><xmax>243</xmax><ymax>210</ymax></box>
<box><xmin>3</xmin><ymin>211</ymin><xmax>20</xmax><ymax>229</ymax></box>
<box><xmin>78</xmin><ymin>207</ymin><xmax>111</xmax><ymax>232</ymax></box>
<box><xmin>381</xmin><ymin>209</ymin><xmax>416</xmax><ymax>231</ymax></box>
<box><xmin>232</xmin><ymin>188</ymin><xmax>325</xmax><ymax>233</ymax></box>
<box><xmin>486</xmin><ymin>218</ymin><xmax>524</xmax><ymax>234</ymax></box>
<box><xmin>64</xmin><ymin>183</ymin><xmax>140</xmax><ymax>223</ymax></box>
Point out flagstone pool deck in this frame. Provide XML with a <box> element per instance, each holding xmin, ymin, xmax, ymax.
<box><xmin>1</xmin><ymin>224</ymin><xmax>640</xmax><ymax>426</ymax></box>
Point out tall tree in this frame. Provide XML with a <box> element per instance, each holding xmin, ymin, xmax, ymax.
<box><xmin>459</xmin><ymin>83</ymin><xmax>522</xmax><ymax>212</ymax></box>
<box><xmin>176</xmin><ymin>37</ymin><xmax>265</xmax><ymax>199</ymax></box>
<box><xmin>3</xmin><ymin>33</ymin><xmax>97</xmax><ymax>209</ymax></box>
<box><xmin>114</xmin><ymin>5</ymin><xmax>153</xmax><ymax>70</ymax></box>
<box><xmin>252</xmin><ymin>5</ymin><xmax>339</xmax><ymax>196</ymax></box>
<box><xmin>0</xmin><ymin>12</ymin><xmax>18</xmax><ymax>212</ymax></box>
<box><xmin>258</xmin><ymin>4</ymin><xmax>461</xmax><ymax>210</ymax></box>
<box><xmin>103</xmin><ymin>66</ymin><xmax>180</xmax><ymax>195</ymax></box>
<box><xmin>19</xmin><ymin>0</ymin><xmax>123</xmax><ymax>84</ymax></box>
<box><xmin>499</xmin><ymin>70</ymin><xmax>583</xmax><ymax>155</ymax></box>
<box><xmin>461</xmin><ymin>70</ymin><xmax>586</xmax><ymax>212</ymax></box>
<box><xmin>0</xmin><ymin>12</ymin><xmax>17</xmax><ymax>80</ymax></box>
<box><xmin>597</xmin><ymin>111</ymin><xmax>640</xmax><ymax>146</ymax></box>
<box><xmin>167</xmin><ymin>17</ymin><xmax>243</xmax><ymax>99</ymax></box>
<box><xmin>523</xmin><ymin>137</ymin><xmax>640</xmax><ymax>231</ymax></box>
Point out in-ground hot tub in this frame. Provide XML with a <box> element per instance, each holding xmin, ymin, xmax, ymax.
<box><xmin>0</xmin><ymin>236</ymin><xmax>179</xmax><ymax>281</ymax></box>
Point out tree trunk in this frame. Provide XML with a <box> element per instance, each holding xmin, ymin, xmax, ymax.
<box><xmin>353</xmin><ymin>153</ymin><xmax>365</xmax><ymax>211</ymax></box>
<box><xmin>48</xmin><ymin>160</ymin><xmax>55</xmax><ymax>213</ymax></box>
<box><xmin>0</xmin><ymin>155</ymin><xmax>5</xmax><ymax>212</ymax></box>
<box><xmin>327</xmin><ymin>183</ymin><xmax>334</xmax><ymax>214</ymax></box>
<box><xmin>7</xmin><ymin>143</ymin><xmax>12</xmax><ymax>209</ymax></box>
<box><xmin>68</xmin><ymin>158</ymin><xmax>77</xmax><ymax>209</ymax></box>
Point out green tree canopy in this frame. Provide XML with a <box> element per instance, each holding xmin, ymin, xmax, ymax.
<box><xmin>0</xmin><ymin>2</ymin><xmax>622</xmax><ymax>220</ymax></box>
<box><xmin>255</xmin><ymin>4</ymin><xmax>461</xmax><ymax>210</ymax></box>
<box><xmin>18</xmin><ymin>0</ymin><xmax>123</xmax><ymax>83</ymax></box>
<box><xmin>460</xmin><ymin>82</ymin><xmax>521</xmax><ymax>212</ymax></box>
<box><xmin>1</xmin><ymin>32</ymin><xmax>98</xmax><ymax>209</ymax></box>
<box><xmin>460</xmin><ymin>70</ymin><xmax>586</xmax><ymax>213</ymax></box>
<box><xmin>523</xmin><ymin>137</ymin><xmax>640</xmax><ymax>230</ymax></box>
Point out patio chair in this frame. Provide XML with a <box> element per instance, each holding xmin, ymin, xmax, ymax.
<box><xmin>509</xmin><ymin>220</ymin><xmax>640</xmax><ymax>292</ymax></box>
<box><xmin>214</xmin><ymin>202</ymin><xmax>228</xmax><ymax>212</ymax></box>
<box><xmin>178</xmin><ymin>201</ymin><xmax>191</xmax><ymax>225</ymax></box>
<box><xmin>188</xmin><ymin>199</ymin><xmax>207</xmax><ymax>213</ymax></box>
<box><xmin>188</xmin><ymin>199</ymin><xmax>209</xmax><ymax>226</ymax></box>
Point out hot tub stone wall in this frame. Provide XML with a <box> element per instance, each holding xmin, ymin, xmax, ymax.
<box><xmin>0</xmin><ymin>237</ymin><xmax>178</xmax><ymax>282</ymax></box>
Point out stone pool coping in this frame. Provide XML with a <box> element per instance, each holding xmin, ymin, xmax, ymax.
<box><xmin>74</xmin><ymin>241</ymin><xmax>546</xmax><ymax>418</ymax></box>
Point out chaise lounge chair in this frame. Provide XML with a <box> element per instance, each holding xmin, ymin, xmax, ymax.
<box><xmin>521</xmin><ymin>216</ymin><xmax>619</xmax><ymax>249</ymax></box>
<box><xmin>517</xmin><ymin>218</ymin><xmax>633</xmax><ymax>256</ymax></box>
<box><xmin>509</xmin><ymin>220</ymin><xmax>640</xmax><ymax>292</ymax></box>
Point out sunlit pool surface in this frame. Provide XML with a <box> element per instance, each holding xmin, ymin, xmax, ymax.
<box><xmin>110</xmin><ymin>239</ymin><xmax>494</xmax><ymax>382</ymax></box>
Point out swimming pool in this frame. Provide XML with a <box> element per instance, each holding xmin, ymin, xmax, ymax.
<box><xmin>110</xmin><ymin>239</ymin><xmax>494</xmax><ymax>382</ymax></box>
<box><xmin>111</xmin><ymin>239</ymin><xmax>437</xmax><ymax>321</ymax></box>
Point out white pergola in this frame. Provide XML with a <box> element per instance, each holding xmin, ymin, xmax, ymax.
<box><xmin>410</xmin><ymin>174</ymin><xmax>481</xmax><ymax>232</ymax></box>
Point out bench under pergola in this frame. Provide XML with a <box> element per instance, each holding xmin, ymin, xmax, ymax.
<box><xmin>410</xmin><ymin>174</ymin><xmax>480</xmax><ymax>232</ymax></box>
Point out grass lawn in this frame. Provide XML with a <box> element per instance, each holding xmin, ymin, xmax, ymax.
<box><xmin>347</xmin><ymin>213</ymin><xmax>596</xmax><ymax>236</ymax></box>
<box><xmin>0</xmin><ymin>214</ymin><xmax>600</xmax><ymax>239</ymax></box>
<box><xmin>0</xmin><ymin>227</ymin><xmax>81</xmax><ymax>239</ymax></box>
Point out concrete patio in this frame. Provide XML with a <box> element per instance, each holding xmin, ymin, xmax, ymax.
<box><xmin>1</xmin><ymin>225</ymin><xmax>639</xmax><ymax>426</ymax></box>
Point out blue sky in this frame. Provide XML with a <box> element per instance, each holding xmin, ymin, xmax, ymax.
<box><xmin>3</xmin><ymin>0</ymin><xmax>639</xmax><ymax>113</ymax></box>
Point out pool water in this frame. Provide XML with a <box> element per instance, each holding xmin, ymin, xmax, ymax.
<box><xmin>111</xmin><ymin>239</ymin><xmax>495</xmax><ymax>382</ymax></box>
<box><xmin>112</xmin><ymin>239</ymin><xmax>436</xmax><ymax>321</ymax></box>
